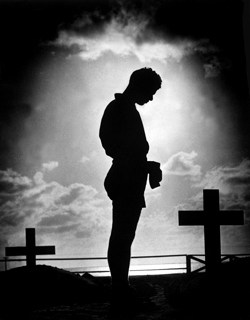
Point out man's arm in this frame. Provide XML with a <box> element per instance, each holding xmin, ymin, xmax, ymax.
<box><xmin>99</xmin><ymin>102</ymin><xmax>124</xmax><ymax>158</ymax></box>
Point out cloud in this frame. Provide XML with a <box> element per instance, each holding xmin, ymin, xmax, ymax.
<box><xmin>0</xmin><ymin>165</ymin><xmax>111</xmax><ymax>255</ymax></box>
<box><xmin>203</xmin><ymin>55</ymin><xmax>231</xmax><ymax>79</ymax></box>
<box><xmin>52</xmin><ymin>7</ymin><xmax>219</xmax><ymax>66</ymax></box>
<box><xmin>0</xmin><ymin>168</ymin><xmax>104</xmax><ymax>237</ymax></box>
<box><xmin>75</xmin><ymin>229</ymin><xmax>92</xmax><ymax>239</ymax></box>
<box><xmin>38</xmin><ymin>213</ymin><xmax>74</xmax><ymax>227</ymax></box>
<box><xmin>37</xmin><ymin>222</ymin><xmax>84</xmax><ymax>235</ymax></box>
<box><xmin>33</xmin><ymin>171</ymin><xmax>45</xmax><ymax>185</ymax></box>
<box><xmin>162</xmin><ymin>151</ymin><xmax>201</xmax><ymax>180</ymax></box>
<box><xmin>0</xmin><ymin>168</ymin><xmax>32</xmax><ymax>193</ymax></box>
<box><xmin>162</xmin><ymin>153</ymin><xmax>250</xmax><ymax>211</ymax></box>
<box><xmin>198</xmin><ymin>159</ymin><xmax>250</xmax><ymax>211</ymax></box>
<box><xmin>54</xmin><ymin>183</ymin><xmax>98</xmax><ymax>206</ymax></box>
<box><xmin>42</xmin><ymin>161</ymin><xmax>59</xmax><ymax>172</ymax></box>
<box><xmin>204</xmin><ymin>59</ymin><xmax>222</xmax><ymax>78</ymax></box>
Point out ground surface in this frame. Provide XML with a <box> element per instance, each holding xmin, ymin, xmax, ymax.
<box><xmin>1</xmin><ymin>258</ymin><xmax>250</xmax><ymax>320</ymax></box>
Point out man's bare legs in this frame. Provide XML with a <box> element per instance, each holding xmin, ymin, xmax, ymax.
<box><xmin>108</xmin><ymin>203</ymin><xmax>141</xmax><ymax>291</ymax></box>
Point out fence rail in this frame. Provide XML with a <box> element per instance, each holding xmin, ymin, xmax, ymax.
<box><xmin>1</xmin><ymin>253</ymin><xmax>250</xmax><ymax>274</ymax></box>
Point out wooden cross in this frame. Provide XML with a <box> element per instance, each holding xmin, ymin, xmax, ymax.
<box><xmin>179</xmin><ymin>189</ymin><xmax>244</xmax><ymax>273</ymax></box>
<box><xmin>5</xmin><ymin>228</ymin><xmax>55</xmax><ymax>267</ymax></box>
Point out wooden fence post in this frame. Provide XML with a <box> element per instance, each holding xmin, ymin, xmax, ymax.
<box><xmin>186</xmin><ymin>255</ymin><xmax>191</xmax><ymax>273</ymax></box>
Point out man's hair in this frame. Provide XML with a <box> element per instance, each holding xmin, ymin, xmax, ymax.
<box><xmin>129</xmin><ymin>67</ymin><xmax>162</xmax><ymax>92</ymax></box>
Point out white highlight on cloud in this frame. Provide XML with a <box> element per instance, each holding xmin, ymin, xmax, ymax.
<box><xmin>42</xmin><ymin>161</ymin><xmax>59</xmax><ymax>172</ymax></box>
<box><xmin>53</xmin><ymin>10</ymin><xmax>214</xmax><ymax>65</ymax></box>
<box><xmin>33</xmin><ymin>171</ymin><xmax>44</xmax><ymax>185</ymax></box>
<box><xmin>32</xmin><ymin>161</ymin><xmax>59</xmax><ymax>186</ymax></box>
<box><xmin>163</xmin><ymin>151</ymin><xmax>201</xmax><ymax>180</ymax></box>
<box><xmin>55</xmin><ymin>27</ymin><xmax>190</xmax><ymax>63</ymax></box>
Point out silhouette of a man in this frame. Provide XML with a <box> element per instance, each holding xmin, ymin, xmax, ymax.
<box><xmin>99</xmin><ymin>67</ymin><xmax>162</xmax><ymax>307</ymax></box>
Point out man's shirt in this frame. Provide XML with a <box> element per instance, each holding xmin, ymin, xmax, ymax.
<box><xmin>99</xmin><ymin>93</ymin><xmax>149</xmax><ymax>161</ymax></box>
<box><xmin>99</xmin><ymin>93</ymin><xmax>149</xmax><ymax>207</ymax></box>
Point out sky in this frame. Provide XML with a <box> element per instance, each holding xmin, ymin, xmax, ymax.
<box><xmin>0</xmin><ymin>0</ymin><xmax>250</xmax><ymax>269</ymax></box>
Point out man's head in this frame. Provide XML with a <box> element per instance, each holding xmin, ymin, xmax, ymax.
<box><xmin>127</xmin><ymin>68</ymin><xmax>162</xmax><ymax>105</ymax></box>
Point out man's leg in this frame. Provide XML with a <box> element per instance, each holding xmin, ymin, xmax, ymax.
<box><xmin>108</xmin><ymin>203</ymin><xmax>142</xmax><ymax>289</ymax></box>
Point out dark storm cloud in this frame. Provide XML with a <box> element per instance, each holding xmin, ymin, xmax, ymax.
<box><xmin>75</xmin><ymin>229</ymin><xmax>92</xmax><ymax>239</ymax></box>
<box><xmin>55</xmin><ymin>185</ymin><xmax>87</xmax><ymax>206</ymax></box>
<box><xmin>227</xmin><ymin>176</ymin><xmax>250</xmax><ymax>186</ymax></box>
<box><xmin>38</xmin><ymin>223</ymin><xmax>80</xmax><ymax>234</ymax></box>
<box><xmin>37</xmin><ymin>211</ymin><xmax>93</xmax><ymax>237</ymax></box>
<box><xmin>50</xmin><ymin>0</ymin><xmax>248</xmax><ymax>88</ymax></box>
<box><xmin>0</xmin><ymin>169</ymin><xmax>37</xmax><ymax>228</ymax></box>
<box><xmin>55</xmin><ymin>0</ymin><xmax>157</xmax><ymax>39</ymax></box>
<box><xmin>151</xmin><ymin>0</ymin><xmax>245</xmax><ymax>72</ymax></box>
<box><xmin>0</xmin><ymin>210</ymin><xmax>25</xmax><ymax>228</ymax></box>
<box><xmin>38</xmin><ymin>213</ymin><xmax>75</xmax><ymax>227</ymax></box>
<box><xmin>153</xmin><ymin>0</ymin><xmax>249</xmax><ymax>102</ymax></box>
<box><xmin>0</xmin><ymin>0</ymin><xmax>248</xmax><ymax>76</ymax></box>
<box><xmin>0</xmin><ymin>169</ymin><xmax>31</xmax><ymax>194</ymax></box>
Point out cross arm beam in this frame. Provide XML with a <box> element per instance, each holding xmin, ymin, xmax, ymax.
<box><xmin>35</xmin><ymin>246</ymin><xmax>56</xmax><ymax>255</ymax></box>
<box><xmin>179</xmin><ymin>211</ymin><xmax>204</xmax><ymax>225</ymax></box>
<box><xmin>5</xmin><ymin>246</ymin><xmax>55</xmax><ymax>257</ymax></box>
<box><xmin>179</xmin><ymin>210</ymin><xmax>244</xmax><ymax>226</ymax></box>
<box><xmin>5</xmin><ymin>247</ymin><xmax>27</xmax><ymax>256</ymax></box>
<box><xmin>219</xmin><ymin>211</ymin><xmax>244</xmax><ymax>225</ymax></box>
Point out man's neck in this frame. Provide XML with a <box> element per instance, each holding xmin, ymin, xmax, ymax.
<box><xmin>122</xmin><ymin>88</ymin><xmax>137</xmax><ymax>104</ymax></box>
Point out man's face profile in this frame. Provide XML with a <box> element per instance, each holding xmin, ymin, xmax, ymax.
<box><xmin>135</xmin><ymin>88</ymin><xmax>157</xmax><ymax>106</ymax></box>
<box><xmin>127</xmin><ymin>67</ymin><xmax>162</xmax><ymax>106</ymax></box>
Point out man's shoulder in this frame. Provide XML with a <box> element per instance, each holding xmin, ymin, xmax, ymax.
<box><xmin>104</xmin><ymin>94</ymin><xmax>125</xmax><ymax>114</ymax></box>
<box><xmin>106</xmin><ymin>97</ymin><xmax>118</xmax><ymax>110</ymax></box>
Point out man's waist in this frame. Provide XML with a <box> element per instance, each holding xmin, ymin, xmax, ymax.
<box><xmin>113</xmin><ymin>156</ymin><xmax>147</xmax><ymax>164</ymax></box>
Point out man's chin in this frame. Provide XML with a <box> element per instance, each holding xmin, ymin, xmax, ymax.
<box><xmin>137</xmin><ymin>100</ymin><xmax>148</xmax><ymax>106</ymax></box>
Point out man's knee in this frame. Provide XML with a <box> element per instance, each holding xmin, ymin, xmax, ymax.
<box><xmin>110</xmin><ymin>229</ymin><xmax>136</xmax><ymax>247</ymax></box>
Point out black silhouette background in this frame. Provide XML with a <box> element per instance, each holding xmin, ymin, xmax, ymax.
<box><xmin>0</xmin><ymin>0</ymin><xmax>250</xmax><ymax>267</ymax></box>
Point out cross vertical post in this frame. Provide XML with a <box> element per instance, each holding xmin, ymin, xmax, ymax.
<box><xmin>203</xmin><ymin>189</ymin><xmax>221</xmax><ymax>273</ymax></box>
<box><xmin>26</xmin><ymin>228</ymin><xmax>36</xmax><ymax>267</ymax></box>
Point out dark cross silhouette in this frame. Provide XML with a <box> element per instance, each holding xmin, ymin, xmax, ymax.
<box><xmin>179</xmin><ymin>189</ymin><xmax>244</xmax><ymax>273</ymax></box>
<box><xmin>5</xmin><ymin>228</ymin><xmax>55</xmax><ymax>267</ymax></box>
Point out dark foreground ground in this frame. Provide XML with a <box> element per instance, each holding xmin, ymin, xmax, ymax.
<box><xmin>1</xmin><ymin>257</ymin><xmax>250</xmax><ymax>320</ymax></box>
